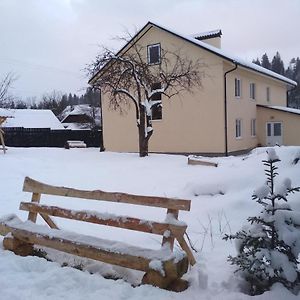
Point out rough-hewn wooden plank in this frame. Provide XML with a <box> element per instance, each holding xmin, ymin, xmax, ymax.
<box><xmin>23</xmin><ymin>177</ymin><xmax>191</xmax><ymax>211</ymax></box>
<box><xmin>162</xmin><ymin>209</ymin><xmax>179</xmax><ymax>250</ymax></box>
<box><xmin>188</xmin><ymin>157</ymin><xmax>218</xmax><ymax>167</ymax></box>
<box><xmin>175</xmin><ymin>234</ymin><xmax>196</xmax><ymax>266</ymax></box>
<box><xmin>6</xmin><ymin>225</ymin><xmax>185</xmax><ymax>274</ymax></box>
<box><xmin>39</xmin><ymin>213</ymin><xmax>59</xmax><ymax>229</ymax></box>
<box><xmin>0</xmin><ymin>222</ymin><xmax>11</xmax><ymax>236</ymax></box>
<box><xmin>27</xmin><ymin>193</ymin><xmax>41</xmax><ymax>223</ymax></box>
<box><xmin>19</xmin><ymin>202</ymin><xmax>186</xmax><ymax>235</ymax></box>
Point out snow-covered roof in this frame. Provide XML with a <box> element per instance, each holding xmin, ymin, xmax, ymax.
<box><xmin>60</xmin><ymin>104</ymin><xmax>101</xmax><ymax>126</ymax></box>
<box><xmin>258</xmin><ymin>105</ymin><xmax>300</xmax><ymax>115</ymax></box>
<box><xmin>0</xmin><ymin>108</ymin><xmax>13</xmax><ymax>118</ymax></box>
<box><xmin>2</xmin><ymin>109</ymin><xmax>65</xmax><ymax>129</ymax></box>
<box><xmin>191</xmin><ymin>29</ymin><xmax>222</xmax><ymax>40</ymax></box>
<box><xmin>89</xmin><ymin>22</ymin><xmax>297</xmax><ymax>87</ymax></box>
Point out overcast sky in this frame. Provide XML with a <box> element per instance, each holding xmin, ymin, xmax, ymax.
<box><xmin>0</xmin><ymin>0</ymin><xmax>299</xmax><ymax>101</ymax></box>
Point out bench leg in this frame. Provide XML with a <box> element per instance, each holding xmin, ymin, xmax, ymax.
<box><xmin>3</xmin><ymin>235</ymin><xmax>33</xmax><ymax>256</ymax></box>
<box><xmin>142</xmin><ymin>256</ymin><xmax>189</xmax><ymax>291</ymax></box>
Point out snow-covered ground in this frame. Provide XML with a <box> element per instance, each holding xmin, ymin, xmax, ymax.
<box><xmin>0</xmin><ymin>146</ymin><xmax>299</xmax><ymax>300</ymax></box>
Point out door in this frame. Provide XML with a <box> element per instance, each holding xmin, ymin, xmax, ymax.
<box><xmin>266</xmin><ymin>122</ymin><xmax>283</xmax><ymax>146</ymax></box>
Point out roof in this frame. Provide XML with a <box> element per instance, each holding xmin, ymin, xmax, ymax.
<box><xmin>2</xmin><ymin>109</ymin><xmax>65</xmax><ymax>129</ymax></box>
<box><xmin>0</xmin><ymin>108</ymin><xmax>13</xmax><ymax>118</ymax></box>
<box><xmin>257</xmin><ymin>105</ymin><xmax>300</xmax><ymax>116</ymax></box>
<box><xmin>59</xmin><ymin>104</ymin><xmax>101</xmax><ymax>126</ymax></box>
<box><xmin>191</xmin><ymin>29</ymin><xmax>222</xmax><ymax>40</ymax></box>
<box><xmin>89</xmin><ymin>21</ymin><xmax>297</xmax><ymax>87</ymax></box>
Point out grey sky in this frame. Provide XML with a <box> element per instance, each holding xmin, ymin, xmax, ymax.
<box><xmin>0</xmin><ymin>0</ymin><xmax>299</xmax><ymax>101</ymax></box>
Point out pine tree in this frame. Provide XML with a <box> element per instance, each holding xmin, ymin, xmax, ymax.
<box><xmin>252</xmin><ymin>58</ymin><xmax>261</xmax><ymax>66</ymax></box>
<box><xmin>224</xmin><ymin>149</ymin><xmax>300</xmax><ymax>295</ymax></box>
<box><xmin>271</xmin><ymin>52</ymin><xmax>285</xmax><ymax>75</ymax></box>
<box><xmin>261</xmin><ymin>53</ymin><xmax>271</xmax><ymax>70</ymax></box>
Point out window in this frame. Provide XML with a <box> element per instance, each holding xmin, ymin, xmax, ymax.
<box><xmin>151</xmin><ymin>82</ymin><xmax>162</xmax><ymax>120</ymax></box>
<box><xmin>235</xmin><ymin>78</ymin><xmax>241</xmax><ymax>98</ymax></box>
<box><xmin>274</xmin><ymin>123</ymin><xmax>282</xmax><ymax>136</ymax></box>
<box><xmin>251</xmin><ymin>119</ymin><xmax>256</xmax><ymax>137</ymax></box>
<box><xmin>147</xmin><ymin>44</ymin><xmax>161</xmax><ymax>65</ymax></box>
<box><xmin>235</xmin><ymin>119</ymin><xmax>242</xmax><ymax>138</ymax></box>
<box><xmin>266</xmin><ymin>87</ymin><xmax>270</xmax><ymax>102</ymax></box>
<box><xmin>250</xmin><ymin>83</ymin><xmax>256</xmax><ymax>100</ymax></box>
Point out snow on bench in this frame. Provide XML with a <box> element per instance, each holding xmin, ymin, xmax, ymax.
<box><xmin>0</xmin><ymin>177</ymin><xmax>195</xmax><ymax>291</ymax></box>
<box><xmin>64</xmin><ymin>140</ymin><xmax>86</xmax><ymax>149</ymax></box>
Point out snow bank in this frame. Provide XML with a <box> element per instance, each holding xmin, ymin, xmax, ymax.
<box><xmin>0</xmin><ymin>146</ymin><xmax>299</xmax><ymax>299</ymax></box>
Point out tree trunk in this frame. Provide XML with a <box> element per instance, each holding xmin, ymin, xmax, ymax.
<box><xmin>138</xmin><ymin>105</ymin><xmax>148</xmax><ymax>157</ymax></box>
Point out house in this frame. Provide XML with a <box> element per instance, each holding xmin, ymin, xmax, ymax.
<box><xmin>89</xmin><ymin>21</ymin><xmax>299</xmax><ymax>155</ymax></box>
<box><xmin>2</xmin><ymin>109</ymin><xmax>65</xmax><ymax>130</ymax></box>
<box><xmin>59</xmin><ymin>104</ymin><xmax>101</xmax><ymax>130</ymax></box>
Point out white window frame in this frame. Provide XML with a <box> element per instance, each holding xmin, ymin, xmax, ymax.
<box><xmin>251</xmin><ymin>118</ymin><xmax>256</xmax><ymax>137</ymax></box>
<box><xmin>235</xmin><ymin>118</ymin><xmax>242</xmax><ymax>139</ymax></box>
<box><xmin>250</xmin><ymin>83</ymin><xmax>256</xmax><ymax>100</ymax></box>
<box><xmin>266</xmin><ymin>87</ymin><xmax>270</xmax><ymax>102</ymax></box>
<box><xmin>147</xmin><ymin>43</ymin><xmax>161</xmax><ymax>65</ymax></box>
<box><xmin>235</xmin><ymin>78</ymin><xmax>242</xmax><ymax>98</ymax></box>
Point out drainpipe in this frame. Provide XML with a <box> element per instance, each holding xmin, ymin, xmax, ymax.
<box><xmin>224</xmin><ymin>62</ymin><xmax>238</xmax><ymax>157</ymax></box>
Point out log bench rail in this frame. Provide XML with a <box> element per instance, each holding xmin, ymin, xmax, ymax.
<box><xmin>0</xmin><ymin>176</ymin><xmax>196</xmax><ymax>291</ymax></box>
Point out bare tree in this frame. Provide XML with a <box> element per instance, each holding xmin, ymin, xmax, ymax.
<box><xmin>0</xmin><ymin>73</ymin><xmax>17</xmax><ymax>107</ymax></box>
<box><xmin>88</xmin><ymin>36</ymin><xmax>205</xmax><ymax>157</ymax></box>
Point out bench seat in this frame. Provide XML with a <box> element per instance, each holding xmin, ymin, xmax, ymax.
<box><xmin>0</xmin><ymin>214</ymin><xmax>187</xmax><ymax>274</ymax></box>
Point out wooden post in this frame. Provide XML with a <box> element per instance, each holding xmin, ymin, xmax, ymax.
<box><xmin>0</xmin><ymin>128</ymin><xmax>6</xmax><ymax>154</ymax></box>
<box><xmin>162</xmin><ymin>209</ymin><xmax>179</xmax><ymax>250</ymax></box>
<box><xmin>27</xmin><ymin>193</ymin><xmax>41</xmax><ymax>223</ymax></box>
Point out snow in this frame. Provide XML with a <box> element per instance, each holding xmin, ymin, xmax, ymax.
<box><xmin>59</xmin><ymin>104</ymin><xmax>101</xmax><ymax>129</ymax></box>
<box><xmin>1</xmin><ymin>214</ymin><xmax>182</xmax><ymax>261</ymax></box>
<box><xmin>149</xmin><ymin>260</ymin><xmax>165</xmax><ymax>276</ymax></box>
<box><xmin>263</xmin><ymin>106</ymin><xmax>300</xmax><ymax>115</ymax></box>
<box><xmin>2</xmin><ymin>109</ymin><xmax>65</xmax><ymax>129</ymax></box>
<box><xmin>0</xmin><ymin>108</ymin><xmax>13</xmax><ymax>117</ymax></box>
<box><xmin>191</xmin><ymin>29</ymin><xmax>222</xmax><ymax>40</ymax></box>
<box><xmin>0</xmin><ymin>146</ymin><xmax>300</xmax><ymax>299</ymax></box>
<box><xmin>267</xmin><ymin>148</ymin><xmax>280</xmax><ymax>161</ymax></box>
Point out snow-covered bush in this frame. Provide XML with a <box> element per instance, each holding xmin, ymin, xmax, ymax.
<box><xmin>224</xmin><ymin>148</ymin><xmax>300</xmax><ymax>295</ymax></box>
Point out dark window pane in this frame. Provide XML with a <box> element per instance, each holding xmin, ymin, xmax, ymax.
<box><xmin>148</xmin><ymin>45</ymin><xmax>160</xmax><ymax>64</ymax></box>
<box><xmin>151</xmin><ymin>82</ymin><xmax>161</xmax><ymax>100</ymax></box>
<box><xmin>151</xmin><ymin>82</ymin><xmax>162</xmax><ymax>120</ymax></box>
<box><xmin>274</xmin><ymin>123</ymin><xmax>281</xmax><ymax>136</ymax></box>
<box><xmin>152</xmin><ymin>104</ymin><xmax>162</xmax><ymax>120</ymax></box>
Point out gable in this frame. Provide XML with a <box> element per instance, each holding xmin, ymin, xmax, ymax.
<box><xmin>89</xmin><ymin>22</ymin><xmax>296</xmax><ymax>88</ymax></box>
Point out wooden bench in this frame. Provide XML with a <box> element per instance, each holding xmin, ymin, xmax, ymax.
<box><xmin>64</xmin><ymin>140</ymin><xmax>87</xmax><ymax>149</ymax></box>
<box><xmin>0</xmin><ymin>177</ymin><xmax>195</xmax><ymax>291</ymax></box>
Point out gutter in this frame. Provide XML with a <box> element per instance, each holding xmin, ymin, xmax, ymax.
<box><xmin>224</xmin><ymin>63</ymin><xmax>238</xmax><ymax>157</ymax></box>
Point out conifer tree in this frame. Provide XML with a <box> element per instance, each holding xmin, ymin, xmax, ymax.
<box><xmin>252</xmin><ymin>58</ymin><xmax>261</xmax><ymax>66</ymax></box>
<box><xmin>224</xmin><ymin>149</ymin><xmax>300</xmax><ymax>295</ymax></box>
<box><xmin>271</xmin><ymin>52</ymin><xmax>285</xmax><ymax>75</ymax></box>
<box><xmin>261</xmin><ymin>53</ymin><xmax>271</xmax><ymax>70</ymax></box>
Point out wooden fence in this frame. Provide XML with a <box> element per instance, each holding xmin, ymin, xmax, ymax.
<box><xmin>2</xmin><ymin>127</ymin><xmax>102</xmax><ymax>148</ymax></box>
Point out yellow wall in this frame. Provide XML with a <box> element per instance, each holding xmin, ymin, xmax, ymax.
<box><xmin>103</xmin><ymin>26</ymin><xmax>226</xmax><ymax>154</ymax></box>
<box><xmin>257</xmin><ymin>106</ymin><xmax>300</xmax><ymax>146</ymax></box>
<box><xmin>101</xmin><ymin>24</ymin><xmax>292</xmax><ymax>154</ymax></box>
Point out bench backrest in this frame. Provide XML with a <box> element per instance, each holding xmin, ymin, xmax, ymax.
<box><xmin>20</xmin><ymin>176</ymin><xmax>195</xmax><ymax>264</ymax></box>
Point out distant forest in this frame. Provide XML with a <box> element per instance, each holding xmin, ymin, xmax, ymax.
<box><xmin>252</xmin><ymin>52</ymin><xmax>300</xmax><ymax>108</ymax></box>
